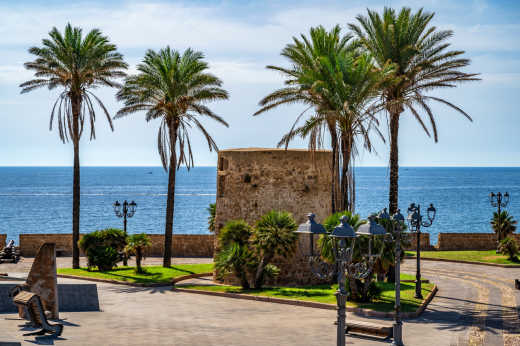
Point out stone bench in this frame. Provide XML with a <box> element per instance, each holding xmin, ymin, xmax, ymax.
<box><xmin>346</xmin><ymin>320</ymin><xmax>393</xmax><ymax>338</ymax></box>
<box><xmin>12</xmin><ymin>290</ymin><xmax>63</xmax><ymax>337</ymax></box>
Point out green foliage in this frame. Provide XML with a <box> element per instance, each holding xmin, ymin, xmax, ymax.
<box><xmin>125</xmin><ymin>233</ymin><xmax>152</xmax><ymax>273</ymax></box>
<box><xmin>207</xmin><ymin>203</ymin><xmax>216</xmax><ymax>233</ymax></box>
<box><xmin>252</xmin><ymin>210</ymin><xmax>298</xmax><ymax>288</ymax></box>
<box><xmin>20</xmin><ymin>24</ymin><xmax>128</xmax><ymax>143</ymax></box>
<box><xmin>498</xmin><ymin>237</ymin><xmax>519</xmax><ymax>261</ymax></box>
<box><xmin>318</xmin><ymin>211</ymin><xmax>365</xmax><ymax>263</ymax></box>
<box><xmin>215</xmin><ymin>220</ymin><xmax>255</xmax><ymax>289</ymax></box>
<box><xmin>78</xmin><ymin>228</ymin><xmax>127</xmax><ymax>271</ymax></box>
<box><xmin>491</xmin><ymin>211</ymin><xmax>517</xmax><ymax>242</ymax></box>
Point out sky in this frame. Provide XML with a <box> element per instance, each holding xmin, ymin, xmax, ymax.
<box><xmin>0</xmin><ymin>0</ymin><xmax>519</xmax><ymax>167</ymax></box>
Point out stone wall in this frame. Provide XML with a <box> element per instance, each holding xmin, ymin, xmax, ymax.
<box><xmin>436</xmin><ymin>233</ymin><xmax>520</xmax><ymax>251</ymax></box>
<box><xmin>18</xmin><ymin>234</ymin><xmax>214</xmax><ymax>257</ymax></box>
<box><xmin>0</xmin><ymin>234</ymin><xmax>5</xmax><ymax>250</ymax></box>
<box><xmin>215</xmin><ymin>148</ymin><xmax>332</xmax><ymax>232</ymax></box>
<box><xmin>403</xmin><ymin>232</ymin><xmax>432</xmax><ymax>251</ymax></box>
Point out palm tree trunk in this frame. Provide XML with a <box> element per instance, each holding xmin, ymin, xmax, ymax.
<box><xmin>72</xmin><ymin>97</ymin><xmax>81</xmax><ymax>269</ymax></box>
<box><xmin>389</xmin><ymin>112</ymin><xmax>400</xmax><ymax>214</ymax></box>
<box><xmin>339</xmin><ymin>133</ymin><xmax>353</xmax><ymax>212</ymax></box>
<box><xmin>163</xmin><ymin>124</ymin><xmax>178</xmax><ymax>267</ymax></box>
<box><xmin>328</xmin><ymin>122</ymin><xmax>340</xmax><ymax>214</ymax></box>
<box><xmin>136</xmin><ymin>247</ymin><xmax>142</xmax><ymax>273</ymax></box>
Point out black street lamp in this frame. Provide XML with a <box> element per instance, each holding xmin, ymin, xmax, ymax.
<box><xmin>113</xmin><ymin>200</ymin><xmax>137</xmax><ymax>266</ymax></box>
<box><xmin>297</xmin><ymin>214</ymin><xmax>384</xmax><ymax>346</ymax></box>
<box><xmin>489</xmin><ymin>192</ymin><xmax>510</xmax><ymax>215</ymax></box>
<box><xmin>407</xmin><ymin>203</ymin><xmax>436</xmax><ymax>299</ymax></box>
<box><xmin>379</xmin><ymin>208</ymin><xmax>406</xmax><ymax>346</ymax></box>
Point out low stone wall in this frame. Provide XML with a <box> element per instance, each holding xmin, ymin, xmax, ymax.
<box><xmin>0</xmin><ymin>234</ymin><xmax>5</xmax><ymax>250</ymax></box>
<box><xmin>18</xmin><ymin>233</ymin><xmax>214</xmax><ymax>257</ymax></box>
<box><xmin>403</xmin><ymin>232</ymin><xmax>432</xmax><ymax>251</ymax></box>
<box><xmin>436</xmin><ymin>233</ymin><xmax>520</xmax><ymax>251</ymax></box>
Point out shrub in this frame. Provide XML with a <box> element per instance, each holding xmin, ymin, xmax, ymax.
<box><xmin>251</xmin><ymin>210</ymin><xmax>298</xmax><ymax>289</ymax></box>
<box><xmin>491</xmin><ymin>211</ymin><xmax>517</xmax><ymax>243</ymax></box>
<box><xmin>498</xmin><ymin>237</ymin><xmax>519</xmax><ymax>261</ymax></box>
<box><xmin>125</xmin><ymin>233</ymin><xmax>151</xmax><ymax>273</ymax></box>
<box><xmin>215</xmin><ymin>220</ymin><xmax>255</xmax><ymax>289</ymax></box>
<box><xmin>207</xmin><ymin>203</ymin><xmax>216</xmax><ymax>233</ymax></box>
<box><xmin>78</xmin><ymin>228</ymin><xmax>126</xmax><ymax>271</ymax></box>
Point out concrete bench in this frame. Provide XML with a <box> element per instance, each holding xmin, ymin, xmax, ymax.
<box><xmin>346</xmin><ymin>320</ymin><xmax>393</xmax><ymax>338</ymax></box>
<box><xmin>12</xmin><ymin>290</ymin><xmax>63</xmax><ymax>337</ymax></box>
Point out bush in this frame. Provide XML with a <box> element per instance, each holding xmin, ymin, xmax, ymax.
<box><xmin>215</xmin><ymin>220</ymin><xmax>255</xmax><ymax>289</ymax></box>
<box><xmin>491</xmin><ymin>211</ymin><xmax>517</xmax><ymax>243</ymax></box>
<box><xmin>79</xmin><ymin>228</ymin><xmax>127</xmax><ymax>271</ymax></box>
<box><xmin>125</xmin><ymin>233</ymin><xmax>151</xmax><ymax>273</ymax></box>
<box><xmin>252</xmin><ymin>210</ymin><xmax>298</xmax><ymax>288</ymax></box>
<box><xmin>498</xmin><ymin>237</ymin><xmax>519</xmax><ymax>261</ymax></box>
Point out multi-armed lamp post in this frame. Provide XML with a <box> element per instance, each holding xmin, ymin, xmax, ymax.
<box><xmin>113</xmin><ymin>200</ymin><xmax>137</xmax><ymax>266</ymax></box>
<box><xmin>406</xmin><ymin>203</ymin><xmax>436</xmax><ymax>299</ymax></box>
<box><xmin>378</xmin><ymin>208</ymin><xmax>406</xmax><ymax>346</ymax></box>
<box><xmin>296</xmin><ymin>213</ymin><xmax>386</xmax><ymax>346</ymax></box>
<box><xmin>489</xmin><ymin>192</ymin><xmax>510</xmax><ymax>215</ymax></box>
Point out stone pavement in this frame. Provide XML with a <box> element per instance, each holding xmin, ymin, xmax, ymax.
<box><xmin>0</xmin><ymin>258</ymin><xmax>519</xmax><ymax>345</ymax></box>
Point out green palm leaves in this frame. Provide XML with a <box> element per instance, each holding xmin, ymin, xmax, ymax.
<box><xmin>20</xmin><ymin>23</ymin><xmax>128</xmax><ymax>143</ymax></box>
<box><xmin>116</xmin><ymin>46</ymin><xmax>229</xmax><ymax>267</ymax></box>
<box><xmin>116</xmin><ymin>47</ymin><xmax>229</xmax><ymax>170</ymax></box>
<box><xmin>350</xmin><ymin>7</ymin><xmax>479</xmax><ymax>212</ymax></box>
<box><xmin>255</xmin><ymin>25</ymin><xmax>387</xmax><ymax>212</ymax></box>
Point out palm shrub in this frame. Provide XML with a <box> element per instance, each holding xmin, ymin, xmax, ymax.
<box><xmin>215</xmin><ymin>220</ymin><xmax>255</xmax><ymax>289</ymax></box>
<box><xmin>116</xmin><ymin>47</ymin><xmax>229</xmax><ymax>268</ymax></box>
<box><xmin>207</xmin><ymin>203</ymin><xmax>216</xmax><ymax>233</ymax></box>
<box><xmin>251</xmin><ymin>210</ymin><xmax>298</xmax><ymax>289</ymax></box>
<box><xmin>498</xmin><ymin>237</ymin><xmax>519</xmax><ymax>261</ymax></box>
<box><xmin>125</xmin><ymin>234</ymin><xmax>151</xmax><ymax>273</ymax></box>
<box><xmin>20</xmin><ymin>24</ymin><xmax>128</xmax><ymax>269</ymax></box>
<box><xmin>78</xmin><ymin>228</ymin><xmax>126</xmax><ymax>271</ymax></box>
<box><xmin>491</xmin><ymin>211</ymin><xmax>517</xmax><ymax>243</ymax></box>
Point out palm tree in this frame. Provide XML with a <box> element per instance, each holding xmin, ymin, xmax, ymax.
<box><xmin>125</xmin><ymin>233</ymin><xmax>152</xmax><ymax>273</ymax></box>
<box><xmin>252</xmin><ymin>210</ymin><xmax>298</xmax><ymax>288</ymax></box>
<box><xmin>20</xmin><ymin>24</ymin><xmax>127</xmax><ymax>268</ymax></box>
<box><xmin>254</xmin><ymin>25</ymin><xmax>351</xmax><ymax>213</ymax></box>
<box><xmin>207</xmin><ymin>203</ymin><xmax>216</xmax><ymax>233</ymax></box>
<box><xmin>491</xmin><ymin>210</ymin><xmax>517</xmax><ymax>243</ymax></box>
<box><xmin>349</xmin><ymin>7</ymin><xmax>480</xmax><ymax>213</ymax></box>
<box><xmin>116</xmin><ymin>47</ymin><xmax>229</xmax><ymax>267</ymax></box>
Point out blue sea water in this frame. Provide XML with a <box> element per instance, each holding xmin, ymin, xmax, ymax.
<box><xmin>0</xmin><ymin>167</ymin><xmax>518</xmax><ymax>244</ymax></box>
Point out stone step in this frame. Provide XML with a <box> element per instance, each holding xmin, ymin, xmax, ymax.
<box><xmin>345</xmin><ymin>320</ymin><xmax>393</xmax><ymax>338</ymax></box>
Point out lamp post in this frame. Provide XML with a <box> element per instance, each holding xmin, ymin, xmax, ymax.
<box><xmin>407</xmin><ymin>203</ymin><xmax>436</xmax><ymax>299</ymax></box>
<box><xmin>379</xmin><ymin>208</ymin><xmax>405</xmax><ymax>346</ymax></box>
<box><xmin>113</xmin><ymin>200</ymin><xmax>137</xmax><ymax>266</ymax></box>
<box><xmin>297</xmin><ymin>213</ymin><xmax>386</xmax><ymax>346</ymax></box>
<box><xmin>489</xmin><ymin>192</ymin><xmax>510</xmax><ymax>215</ymax></box>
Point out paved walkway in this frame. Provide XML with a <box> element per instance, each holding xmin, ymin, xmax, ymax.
<box><xmin>0</xmin><ymin>258</ymin><xmax>519</xmax><ymax>345</ymax></box>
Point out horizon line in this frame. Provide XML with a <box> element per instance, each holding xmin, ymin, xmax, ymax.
<box><xmin>0</xmin><ymin>165</ymin><xmax>519</xmax><ymax>168</ymax></box>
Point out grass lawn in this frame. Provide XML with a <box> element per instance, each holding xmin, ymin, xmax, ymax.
<box><xmin>405</xmin><ymin>250</ymin><xmax>520</xmax><ymax>265</ymax></box>
<box><xmin>179</xmin><ymin>274</ymin><xmax>434</xmax><ymax>313</ymax></box>
<box><xmin>58</xmin><ymin>263</ymin><xmax>214</xmax><ymax>284</ymax></box>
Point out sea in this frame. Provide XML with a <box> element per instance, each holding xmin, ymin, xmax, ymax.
<box><xmin>0</xmin><ymin>167</ymin><xmax>518</xmax><ymax>244</ymax></box>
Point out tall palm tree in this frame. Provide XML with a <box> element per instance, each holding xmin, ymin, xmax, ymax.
<box><xmin>116</xmin><ymin>47</ymin><xmax>229</xmax><ymax>267</ymax></box>
<box><xmin>255</xmin><ymin>25</ymin><xmax>388</xmax><ymax>211</ymax></box>
<box><xmin>20</xmin><ymin>24</ymin><xmax>127</xmax><ymax>268</ymax></box>
<box><xmin>255</xmin><ymin>25</ymin><xmax>350</xmax><ymax>213</ymax></box>
<box><xmin>349</xmin><ymin>7</ymin><xmax>480</xmax><ymax>213</ymax></box>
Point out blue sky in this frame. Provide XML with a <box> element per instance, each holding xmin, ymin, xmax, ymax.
<box><xmin>0</xmin><ymin>0</ymin><xmax>519</xmax><ymax>166</ymax></box>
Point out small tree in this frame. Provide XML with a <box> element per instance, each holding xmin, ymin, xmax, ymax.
<box><xmin>491</xmin><ymin>211</ymin><xmax>517</xmax><ymax>243</ymax></box>
<box><xmin>215</xmin><ymin>220</ymin><xmax>254</xmax><ymax>289</ymax></box>
<box><xmin>125</xmin><ymin>234</ymin><xmax>151</xmax><ymax>273</ymax></box>
<box><xmin>498</xmin><ymin>237</ymin><xmax>519</xmax><ymax>261</ymax></box>
<box><xmin>207</xmin><ymin>203</ymin><xmax>216</xmax><ymax>233</ymax></box>
<box><xmin>251</xmin><ymin>210</ymin><xmax>298</xmax><ymax>289</ymax></box>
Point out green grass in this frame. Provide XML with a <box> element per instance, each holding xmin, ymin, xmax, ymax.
<box><xmin>179</xmin><ymin>274</ymin><xmax>433</xmax><ymax>313</ymax></box>
<box><xmin>58</xmin><ymin>263</ymin><xmax>214</xmax><ymax>284</ymax></box>
<box><xmin>405</xmin><ymin>250</ymin><xmax>520</xmax><ymax>265</ymax></box>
